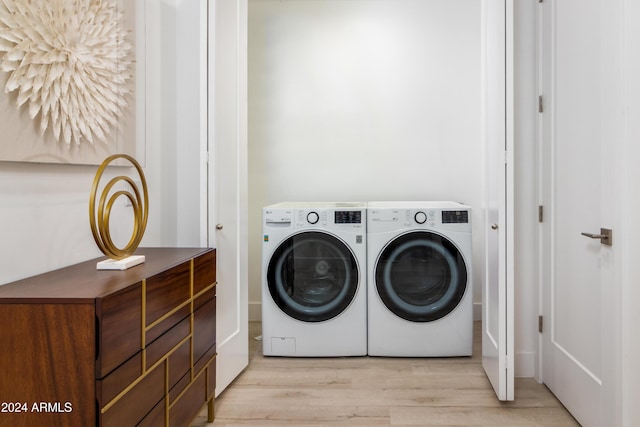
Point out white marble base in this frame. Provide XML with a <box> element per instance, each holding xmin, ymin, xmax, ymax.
<box><xmin>96</xmin><ymin>255</ymin><xmax>146</xmax><ymax>270</ymax></box>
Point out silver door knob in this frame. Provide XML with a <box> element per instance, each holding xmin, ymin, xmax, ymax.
<box><xmin>491</xmin><ymin>224</ymin><xmax>499</xmax><ymax>230</ymax></box>
<box><xmin>216</xmin><ymin>224</ymin><xmax>223</xmax><ymax>230</ymax></box>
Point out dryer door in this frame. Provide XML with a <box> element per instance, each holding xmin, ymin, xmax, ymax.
<box><xmin>267</xmin><ymin>231</ymin><xmax>359</xmax><ymax>322</ymax></box>
<box><xmin>375</xmin><ymin>231</ymin><xmax>467</xmax><ymax>322</ymax></box>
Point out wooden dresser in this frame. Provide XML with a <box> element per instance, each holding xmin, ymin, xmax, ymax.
<box><xmin>0</xmin><ymin>247</ymin><xmax>216</xmax><ymax>427</ymax></box>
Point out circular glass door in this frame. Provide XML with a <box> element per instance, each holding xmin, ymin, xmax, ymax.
<box><xmin>267</xmin><ymin>231</ymin><xmax>359</xmax><ymax>322</ymax></box>
<box><xmin>375</xmin><ymin>231</ymin><xmax>467</xmax><ymax>322</ymax></box>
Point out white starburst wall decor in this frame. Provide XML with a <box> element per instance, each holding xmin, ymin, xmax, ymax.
<box><xmin>0</xmin><ymin>0</ymin><xmax>142</xmax><ymax>165</ymax></box>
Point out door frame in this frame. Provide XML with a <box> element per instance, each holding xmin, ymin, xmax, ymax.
<box><xmin>623</xmin><ymin>2</ymin><xmax>640</xmax><ymax>422</ymax></box>
<box><xmin>206</xmin><ymin>0</ymin><xmax>515</xmax><ymax>401</ymax></box>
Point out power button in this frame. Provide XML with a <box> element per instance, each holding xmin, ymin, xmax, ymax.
<box><xmin>414</xmin><ymin>211</ymin><xmax>427</xmax><ymax>224</ymax></box>
<box><xmin>307</xmin><ymin>211</ymin><xmax>319</xmax><ymax>224</ymax></box>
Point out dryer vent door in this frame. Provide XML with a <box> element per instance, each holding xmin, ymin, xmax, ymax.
<box><xmin>267</xmin><ymin>231</ymin><xmax>359</xmax><ymax>322</ymax></box>
<box><xmin>375</xmin><ymin>231</ymin><xmax>467</xmax><ymax>322</ymax></box>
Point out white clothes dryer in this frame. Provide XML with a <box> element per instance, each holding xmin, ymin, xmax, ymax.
<box><xmin>367</xmin><ymin>201</ymin><xmax>472</xmax><ymax>357</ymax></box>
<box><xmin>262</xmin><ymin>202</ymin><xmax>367</xmax><ymax>356</ymax></box>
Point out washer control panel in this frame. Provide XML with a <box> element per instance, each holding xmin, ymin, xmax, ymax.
<box><xmin>368</xmin><ymin>203</ymin><xmax>471</xmax><ymax>232</ymax></box>
<box><xmin>294</xmin><ymin>209</ymin><xmax>365</xmax><ymax>229</ymax></box>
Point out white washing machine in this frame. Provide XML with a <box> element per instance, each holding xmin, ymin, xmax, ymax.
<box><xmin>262</xmin><ymin>202</ymin><xmax>367</xmax><ymax>356</ymax></box>
<box><xmin>367</xmin><ymin>201</ymin><xmax>473</xmax><ymax>357</ymax></box>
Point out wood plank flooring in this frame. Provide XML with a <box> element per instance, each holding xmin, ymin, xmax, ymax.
<box><xmin>193</xmin><ymin>322</ymin><xmax>579</xmax><ymax>426</ymax></box>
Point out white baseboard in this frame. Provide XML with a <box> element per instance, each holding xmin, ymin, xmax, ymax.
<box><xmin>515</xmin><ymin>351</ymin><xmax>537</xmax><ymax>378</ymax></box>
<box><xmin>249</xmin><ymin>301</ymin><xmax>262</xmax><ymax>322</ymax></box>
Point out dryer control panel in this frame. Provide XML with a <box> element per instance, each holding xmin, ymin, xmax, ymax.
<box><xmin>368</xmin><ymin>204</ymin><xmax>471</xmax><ymax>233</ymax></box>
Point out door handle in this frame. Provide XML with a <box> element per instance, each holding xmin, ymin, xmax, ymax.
<box><xmin>580</xmin><ymin>228</ymin><xmax>612</xmax><ymax>246</ymax></box>
<box><xmin>216</xmin><ymin>224</ymin><xmax>224</xmax><ymax>230</ymax></box>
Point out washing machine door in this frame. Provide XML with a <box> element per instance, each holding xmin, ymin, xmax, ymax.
<box><xmin>375</xmin><ymin>231</ymin><xmax>467</xmax><ymax>322</ymax></box>
<box><xmin>267</xmin><ymin>231</ymin><xmax>359</xmax><ymax>322</ymax></box>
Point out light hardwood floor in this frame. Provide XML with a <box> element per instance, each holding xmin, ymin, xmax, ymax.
<box><xmin>193</xmin><ymin>322</ymin><xmax>579</xmax><ymax>426</ymax></box>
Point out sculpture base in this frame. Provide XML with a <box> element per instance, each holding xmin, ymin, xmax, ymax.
<box><xmin>97</xmin><ymin>255</ymin><xmax>146</xmax><ymax>271</ymax></box>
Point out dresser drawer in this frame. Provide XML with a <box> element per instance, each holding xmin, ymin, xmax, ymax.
<box><xmin>168</xmin><ymin>340</ymin><xmax>192</xmax><ymax>401</ymax></box>
<box><xmin>100</xmin><ymin>362</ymin><xmax>165</xmax><ymax>427</ymax></box>
<box><xmin>146</xmin><ymin>315</ymin><xmax>190</xmax><ymax>370</ymax></box>
<box><xmin>137</xmin><ymin>398</ymin><xmax>166</xmax><ymax>427</ymax></box>
<box><xmin>170</xmin><ymin>372</ymin><xmax>207</xmax><ymax>427</ymax></box>
<box><xmin>194</xmin><ymin>250</ymin><xmax>216</xmax><ymax>295</ymax></box>
<box><xmin>145</xmin><ymin>261</ymin><xmax>191</xmax><ymax>341</ymax></box>
<box><xmin>97</xmin><ymin>352</ymin><xmax>143</xmax><ymax>406</ymax></box>
<box><xmin>193</xmin><ymin>289</ymin><xmax>216</xmax><ymax>374</ymax></box>
<box><xmin>96</xmin><ymin>284</ymin><xmax>143</xmax><ymax>378</ymax></box>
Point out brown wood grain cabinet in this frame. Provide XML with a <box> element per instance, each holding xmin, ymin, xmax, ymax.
<box><xmin>0</xmin><ymin>247</ymin><xmax>216</xmax><ymax>427</ymax></box>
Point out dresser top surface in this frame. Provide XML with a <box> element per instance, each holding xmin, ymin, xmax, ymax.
<box><xmin>0</xmin><ymin>247</ymin><xmax>214</xmax><ymax>303</ymax></box>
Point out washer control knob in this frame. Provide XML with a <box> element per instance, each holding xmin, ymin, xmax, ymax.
<box><xmin>414</xmin><ymin>211</ymin><xmax>428</xmax><ymax>224</ymax></box>
<box><xmin>307</xmin><ymin>211</ymin><xmax>320</xmax><ymax>224</ymax></box>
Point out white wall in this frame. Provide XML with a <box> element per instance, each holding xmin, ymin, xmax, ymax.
<box><xmin>146</xmin><ymin>0</ymin><xmax>207</xmax><ymax>249</ymax></box>
<box><xmin>248</xmin><ymin>0</ymin><xmax>482</xmax><ymax>206</ymax></box>
<box><xmin>0</xmin><ymin>0</ymin><xmax>205</xmax><ymax>286</ymax></box>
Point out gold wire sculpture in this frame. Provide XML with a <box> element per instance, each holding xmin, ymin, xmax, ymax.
<box><xmin>89</xmin><ymin>154</ymin><xmax>148</xmax><ymax>260</ymax></box>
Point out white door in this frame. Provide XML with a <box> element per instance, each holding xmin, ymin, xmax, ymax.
<box><xmin>539</xmin><ymin>0</ymin><xmax>620</xmax><ymax>424</ymax></box>
<box><xmin>209</xmin><ymin>0</ymin><xmax>249</xmax><ymax>396</ymax></box>
<box><xmin>481</xmin><ymin>0</ymin><xmax>514</xmax><ymax>401</ymax></box>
